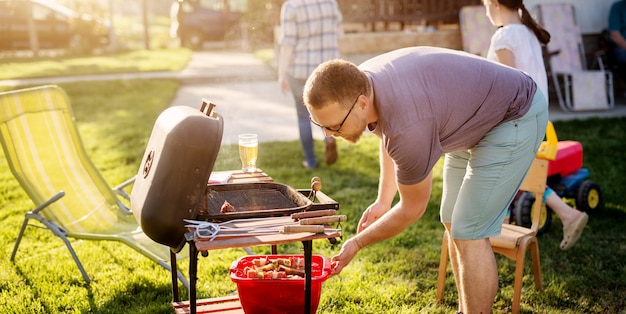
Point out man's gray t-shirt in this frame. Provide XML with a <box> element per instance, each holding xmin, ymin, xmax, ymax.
<box><xmin>360</xmin><ymin>46</ymin><xmax>537</xmax><ymax>185</ymax></box>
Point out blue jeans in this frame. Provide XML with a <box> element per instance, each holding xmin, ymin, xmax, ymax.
<box><xmin>611</xmin><ymin>46</ymin><xmax>626</xmax><ymax>81</ymax></box>
<box><xmin>287</xmin><ymin>75</ymin><xmax>323</xmax><ymax>168</ymax></box>
<box><xmin>612</xmin><ymin>46</ymin><xmax>626</xmax><ymax>64</ymax></box>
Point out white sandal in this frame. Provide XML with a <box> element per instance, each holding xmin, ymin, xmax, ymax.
<box><xmin>560</xmin><ymin>212</ymin><xmax>588</xmax><ymax>250</ymax></box>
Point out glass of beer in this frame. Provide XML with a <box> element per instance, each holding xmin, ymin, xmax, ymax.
<box><xmin>238</xmin><ymin>134</ymin><xmax>258</xmax><ymax>172</ymax></box>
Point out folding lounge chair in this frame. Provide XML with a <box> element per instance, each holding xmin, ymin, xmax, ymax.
<box><xmin>0</xmin><ymin>85</ymin><xmax>189</xmax><ymax>290</ymax></box>
<box><xmin>536</xmin><ymin>3</ymin><xmax>615</xmax><ymax>112</ymax></box>
<box><xmin>459</xmin><ymin>5</ymin><xmax>497</xmax><ymax>58</ymax></box>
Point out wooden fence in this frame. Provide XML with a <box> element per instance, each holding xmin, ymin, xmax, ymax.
<box><xmin>337</xmin><ymin>0</ymin><xmax>481</xmax><ymax>31</ymax></box>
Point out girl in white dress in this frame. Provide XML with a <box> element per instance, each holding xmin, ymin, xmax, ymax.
<box><xmin>483</xmin><ymin>0</ymin><xmax>589</xmax><ymax>250</ymax></box>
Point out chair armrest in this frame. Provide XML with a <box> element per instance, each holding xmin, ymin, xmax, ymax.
<box><xmin>113</xmin><ymin>176</ymin><xmax>135</xmax><ymax>214</ymax></box>
<box><xmin>113</xmin><ymin>176</ymin><xmax>136</xmax><ymax>201</ymax></box>
<box><xmin>33</xmin><ymin>191</ymin><xmax>66</xmax><ymax>214</ymax></box>
<box><xmin>592</xmin><ymin>50</ymin><xmax>606</xmax><ymax>71</ymax></box>
<box><xmin>544</xmin><ymin>49</ymin><xmax>561</xmax><ymax>59</ymax></box>
<box><xmin>542</xmin><ymin>49</ymin><xmax>561</xmax><ymax>74</ymax></box>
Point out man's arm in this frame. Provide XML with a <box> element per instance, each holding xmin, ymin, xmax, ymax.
<box><xmin>610</xmin><ymin>31</ymin><xmax>626</xmax><ymax>50</ymax></box>
<box><xmin>358</xmin><ymin>140</ymin><xmax>398</xmax><ymax>231</ymax></box>
<box><xmin>331</xmin><ymin>170</ymin><xmax>432</xmax><ymax>275</ymax></box>
<box><xmin>377</xmin><ymin>140</ymin><xmax>398</xmax><ymax>203</ymax></box>
<box><xmin>277</xmin><ymin>2</ymin><xmax>295</xmax><ymax>94</ymax></box>
<box><xmin>277</xmin><ymin>44</ymin><xmax>294</xmax><ymax>94</ymax></box>
<box><xmin>608</xmin><ymin>2</ymin><xmax>626</xmax><ymax>50</ymax></box>
<box><xmin>495</xmin><ymin>48</ymin><xmax>515</xmax><ymax>68</ymax></box>
<box><xmin>356</xmin><ymin>170</ymin><xmax>432</xmax><ymax>247</ymax></box>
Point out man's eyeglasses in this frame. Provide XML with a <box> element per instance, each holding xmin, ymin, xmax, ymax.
<box><xmin>309</xmin><ymin>93</ymin><xmax>361</xmax><ymax>134</ymax></box>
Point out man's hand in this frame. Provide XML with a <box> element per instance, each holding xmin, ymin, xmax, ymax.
<box><xmin>330</xmin><ymin>237</ymin><xmax>362</xmax><ymax>275</ymax></box>
<box><xmin>358</xmin><ymin>202</ymin><xmax>390</xmax><ymax>233</ymax></box>
<box><xmin>278</xmin><ymin>75</ymin><xmax>290</xmax><ymax>95</ymax></box>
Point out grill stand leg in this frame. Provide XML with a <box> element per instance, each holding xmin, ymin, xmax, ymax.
<box><xmin>303</xmin><ymin>240</ymin><xmax>312</xmax><ymax>314</ymax></box>
<box><xmin>171</xmin><ymin>251</ymin><xmax>180</xmax><ymax>302</ymax></box>
<box><xmin>188</xmin><ymin>239</ymin><xmax>199</xmax><ymax>314</ymax></box>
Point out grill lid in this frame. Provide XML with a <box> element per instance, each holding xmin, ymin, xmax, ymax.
<box><xmin>131</xmin><ymin>101</ymin><xmax>222</xmax><ymax>252</ymax></box>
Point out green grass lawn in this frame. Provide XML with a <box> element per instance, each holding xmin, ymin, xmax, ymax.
<box><xmin>0</xmin><ymin>80</ymin><xmax>625</xmax><ymax>313</ymax></box>
<box><xmin>0</xmin><ymin>49</ymin><xmax>192</xmax><ymax>80</ymax></box>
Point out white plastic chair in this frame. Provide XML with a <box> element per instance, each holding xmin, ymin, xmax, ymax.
<box><xmin>459</xmin><ymin>5</ymin><xmax>497</xmax><ymax>58</ymax></box>
<box><xmin>536</xmin><ymin>3</ymin><xmax>614</xmax><ymax>112</ymax></box>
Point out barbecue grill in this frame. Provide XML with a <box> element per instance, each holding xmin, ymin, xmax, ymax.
<box><xmin>130</xmin><ymin>102</ymin><xmax>339</xmax><ymax>252</ymax></box>
<box><xmin>131</xmin><ymin>103</ymin><xmax>341</xmax><ymax>314</ymax></box>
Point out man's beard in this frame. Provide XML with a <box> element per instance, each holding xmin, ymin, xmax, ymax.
<box><xmin>340</xmin><ymin>132</ymin><xmax>361</xmax><ymax>144</ymax></box>
<box><xmin>338</xmin><ymin>118</ymin><xmax>368</xmax><ymax>144</ymax></box>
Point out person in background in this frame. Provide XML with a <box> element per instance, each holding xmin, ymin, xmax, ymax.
<box><xmin>304</xmin><ymin>46</ymin><xmax>548</xmax><ymax>313</ymax></box>
<box><xmin>277</xmin><ymin>0</ymin><xmax>343</xmax><ymax>169</ymax></box>
<box><xmin>169</xmin><ymin>0</ymin><xmax>200</xmax><ymax>47</ymax></box>
<box><xmin>483</xmin><ymin>0</ymin><xmax>588</xmax><ymax>250</ymax></box>
<box><xmin>608</xmin><ymin>0</ymin><xmax>626</xmax><ymax>87</ymax></box>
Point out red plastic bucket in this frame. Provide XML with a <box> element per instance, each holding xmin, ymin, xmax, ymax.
<box><xmin>230</xmin><ymin>254</ymin><xmax>331</xmax><ymax>314</ymax></box>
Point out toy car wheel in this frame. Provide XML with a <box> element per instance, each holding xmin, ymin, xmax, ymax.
<box><xmin>576</xmin><ymin>180</ymin><xmax>603</xmax><ymax>212</ymax></box>
<box><xmin>513</xmin><ymin>191</ymin><xmax>552</xmax><ymax>235</ymax></box>
<box><xmin>539</xmin><ymin>205</ymin><xmax>554</xmax><ymax>235</ymax></box>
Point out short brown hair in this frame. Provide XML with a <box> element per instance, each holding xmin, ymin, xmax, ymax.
<box><xmin>304</xmin><ymin>59</ymin><xmax>369</xmax><ymax>110</ymax></box>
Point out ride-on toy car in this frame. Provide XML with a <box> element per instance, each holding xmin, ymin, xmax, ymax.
<box><xmin>509</xmin><ymin>122</ymin><xmax>603</xmax><ymax>234</ymax></box>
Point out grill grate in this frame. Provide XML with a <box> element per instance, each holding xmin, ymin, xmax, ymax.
<box><xmin>199</xmin><ymin>182</ymin><xmax>313</xmax><ymax>221</ymax></box>
<box><xmin>208</xmin><ymin>189</ymin><xmax>299</xmax><ymax>212</ymax></box>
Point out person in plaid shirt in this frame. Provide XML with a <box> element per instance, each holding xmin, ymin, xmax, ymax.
<box><xmin>278</xmin><ymin>0</ymin><xmax>343</xmax><ymax>169</ymax></box>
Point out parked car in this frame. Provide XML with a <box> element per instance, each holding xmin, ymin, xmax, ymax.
<box><xmin>0</xmin><ymin>0</ymin><xmax>110</xmax><ymax>52</ymax></box>
<box><xmin>170</xmin><ymin>0</ymin><xmax>243</xmax><ymax>50</ymax></box>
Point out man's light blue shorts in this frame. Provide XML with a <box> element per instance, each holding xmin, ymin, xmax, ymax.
<box><xmin>440</xmin><ymin>90</ymin><xmax>549</xmax><ymax>240</ymax></box>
